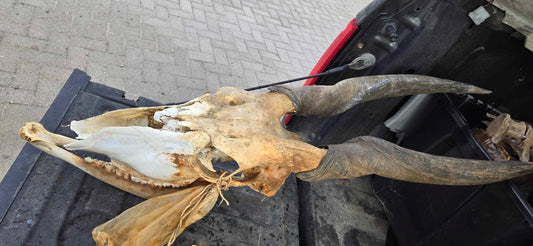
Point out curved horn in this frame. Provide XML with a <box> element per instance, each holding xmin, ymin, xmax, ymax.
<box><xmin>270</xmin><ymin>75</ymin><xmax>491</xmax><ymax>117</ymax></box>
<box><xmin>297</xmin><ymin>136</ymin><xmax>533</xmax><ymax>185</ymax></box>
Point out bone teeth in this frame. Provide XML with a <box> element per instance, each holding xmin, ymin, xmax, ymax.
<box><xmin>116</xmin><ymin>170</ymin><xmax>128</xmax><ymax>179</ymax></box>
<box><xmin>130</xmin><ymin>176</ymin><xmax>146</xmax><ymax>184</ymax></box>
<box><xmin>153</xmin><ymin>107</ymin><xmax>181</xmax><ymax>123</ymax></box>
<box><xmin>177</xmin><ymin>101</ymin><xmax>210</xmax><ymax>117</ymax></box>
<box><xmin>87</xmin><ymin>156</ymin><xmax>185</xmax><ymax>188</ymax></box>
<box><xmin>104</xmin><ymin>165</ymin><xmax>113</xmax><ymax>173</ymax></box>
<box><xmin>161</xmin><ymin>119</ymin><xmax>181</xmax><ymax>131</ymax></box>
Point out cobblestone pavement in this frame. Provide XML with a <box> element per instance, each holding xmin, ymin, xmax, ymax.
<box><xmin>0</xmin><ymin>0</ymin><xmax>371</xmax><ymax>180</ymax></box>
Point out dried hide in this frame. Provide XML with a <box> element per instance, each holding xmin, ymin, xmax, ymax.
<box><xmin>92</xmin><ymin>184</ymin><xmax>219</xmax><ymax>246</ymax></box>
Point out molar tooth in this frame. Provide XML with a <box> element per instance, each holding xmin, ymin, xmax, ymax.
<box><xmin>162</xmin><ymin>119</ymin><xmax>183</xmax><ymax>131</ymax></box>
<box><xmin>178</xmin><ymin>121</ymin><xmax>191</xmax><ymax>127</ymax></box>
<box><xmin>153</xmin><ymin>107</ymin><xmax>181</xmax><ymax>123</ymax></box>
<box><xmin>177</xmin><ymin>101</ymin><xmax>210</xmax><ymax>117</ymax></box>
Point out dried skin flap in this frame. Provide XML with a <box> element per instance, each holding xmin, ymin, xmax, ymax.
<box><xmin>93</xmin><ymin>184</ymin><xmax>219</xmax><ymax>246</ymax></box>
<box><xmin>71</xmin><ymin>106</ymin><xmax>168</xmax><ymax>139</ymax></box>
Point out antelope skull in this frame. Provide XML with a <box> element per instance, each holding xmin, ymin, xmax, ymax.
<box><xmin>19</xmin><ymin>75</ymin><xmax>533</xmax><ymax>245</ymax></box>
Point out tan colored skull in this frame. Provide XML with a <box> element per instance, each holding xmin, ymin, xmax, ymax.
<box><xmin>21</xmin><ymin>74</ymin><xmax>511</xmax><ymax>245</ymax></box>
<box><xmin>19</xmin><ymin>87</ymin><xmax>325</xmax><ymax>198</ymax></box>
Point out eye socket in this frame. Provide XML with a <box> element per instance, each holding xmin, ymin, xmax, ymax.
<box><xmin>213</xmin><ymin>160</ymin><xmax>240</xmax><ymax>173</ymax></box>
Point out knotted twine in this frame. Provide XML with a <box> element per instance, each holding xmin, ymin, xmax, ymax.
<box><xmin>167</xmin><ymin>172</ymin><xmax>232</xmax><ymax>245</ymax></box>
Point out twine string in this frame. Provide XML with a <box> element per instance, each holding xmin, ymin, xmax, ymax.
<box><xmin>167</xmin><ymin>172</ymin><xmax>232</xmax><ymax>245</ymax></box>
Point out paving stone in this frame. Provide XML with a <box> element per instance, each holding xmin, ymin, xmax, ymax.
<box><xmin>4</xmin><ymin>33</ymin><xmax>47</xmax><ymax>50</ymax></box>
<box><xmin>156</xmin><ymin>34</ymin><xmax>172</xmax><ymax>53</ymax></box>
<box><xmin>155</xmin><ymin>0</ymin><xmax>179</xmax><ymax>9</ymax></box>
<box><xmin>0</xmin><ymin>71</ymin><xmax>13</xmax><ymax>87</ymax></box>
<box><xmin>160</xmin><ymin>63</ymin><xmax>189</xmax><ymax>76</ymax></box>
<box><xmin>141</xmin><ymin>0</ymin><xmax>155</xmax><ymax>10</ymax></box>
<box><xmin>168</xmin><ymin>15</ymin><xmax>184</xmax><ymax>30</ymax></box>
<box><xmin>106</xmin><ymin>33</ymin><xmax>126</xmax><ymax>55</ymax></box>
<box><xmin>14</xmin><ymin>62</ymin><xmax>40</xmax><ymax>90</ymax></box>
<box><xmin>0</xmin><ymin>86</ymin><xmax>36</xmax><ymax>105</ymax></box>
<box><xmin>32</xmin><ymin>78</ymin><xmax>64</xmax><ymax>106</ymax></box>
<box><xmin>0</xmin><ymin>103</ymin><xmax>46</xmax><ymax>178</ymax></box>
<box><xmin>173</xmin><ymin>46</ymin><xmax>189</xmax><ymax>66</ymax></box>
<box><xmin>71</xmin><ymin>36</ymin><xmax>107</xmax><ymax>51</ymax></box>
<box><xmin>9</xmin><ymin>4</ymin><xmax>34</xmax><ymax>24</ymax></box>
<box><xmin>142</xmin><ymin>49</ymin><xmax>173</xmax><ymax>63</ymax></box>
<box><xmin>28</xmin><ymin>17</ymin><xmax>50</xmax><ymax>40</ymax></box>
<box><xmin>125</xmin><ymin>46</ymin><xmax>143</xmax><ymax>67</ymax></box>
<box><xmin>141</xmin><ymin>60</ymin><xmax>160</xmax><ymax>82</ymax></box>
<box><xmin>87</xmin><ymin>62</ymin><xmax>106</xmax><ymax>83</ymax></box>
<box><xmin>188</xmin><ymin>60</ymin><xmax>207</xmax><ymax>81</ymax></box>
<box><xmin>20</xmin><ymin>50</ymin><xmax>65</xmax><ymax>68</ymax></box>
<box><xmin>66</xmin><ymin>46</ymin><xmax>89</xmax><ymax>69</ymax></box>
<box><xmin>180</xmin><ymin>0</ymin><xmax>192</xmax><ymax>12</ymax></box>
<box><xmin>188</xmin><ymin>50</ymin><xmax>214</xmax><ymax>63</ymax></box>
<box><xmin>45</xmin><ymin>32</ymin><xmax>69</xmax><ymax>55</ymax></box>
<box><xmin>213</xmin><ymin>48</ymin><xmax>228</xmax><ymax>65</ymax></box>
<box><xmin>126</xmin><ymin>37</ymin><xmax>157</xmax><ymax>50</ymax></box>
<box><xmin>128</xmin><ymin>5</ymin><xmax>155</xmax><ymax>17</ymax></box>
<box><xmin>141</xmin><ymin>23</ymin><xmax>156</xmax><ymax>41</ymax></box>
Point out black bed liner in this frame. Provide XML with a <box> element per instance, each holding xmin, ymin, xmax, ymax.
<box><xmin>0</xmin><ymin>70</ymin><xmax>302</xmax><ymax>245</ymax></box>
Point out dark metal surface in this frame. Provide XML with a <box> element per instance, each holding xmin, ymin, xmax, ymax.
<box><xmin>288</xmin><ymin>0</ymin><xmax>533</xmax><ymax>245</ymax></box>
<box><xmin>371</xmin><ymin>94</ymin><xmax>533</xmax><ymax>245</ymax></box>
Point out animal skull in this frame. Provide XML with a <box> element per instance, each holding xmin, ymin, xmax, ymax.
<box><xmin>23</xmin><ymin>74</ymin><xmax>525</xmax><ymax>245</ymax></box>
<box><xmin>19</xmin><ymin>87</ymin><xmax>325</xmax><ymax>199</ymax></box>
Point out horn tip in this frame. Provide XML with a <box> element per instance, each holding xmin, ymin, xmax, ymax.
<box><xmin>468</xmin><ymin>86</ymin><xmax>492</xmax><ymax>94</ymax></box>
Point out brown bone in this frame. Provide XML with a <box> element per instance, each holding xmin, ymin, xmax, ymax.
<box><xmin>486</xmin><ymin>113</ymin><xmax>533</xmax><ymax>162</ymax></box>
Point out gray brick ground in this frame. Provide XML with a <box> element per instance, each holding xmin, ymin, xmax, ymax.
<box><xmin>0</xmin><ymin>0</ymin><xmax>371</xmax><ymax>180</ymax></box>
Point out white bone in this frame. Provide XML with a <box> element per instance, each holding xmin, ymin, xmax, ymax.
<box><xmin>153</xmin><ymin>107</ymin><xmax>180</xmax><ymax>123</ymax></box>
<box><xmin>177</xmin><ymin>101</ymin><xmax>210</xmax><ymax>116</ymax></box>
<box><xmin>65</xmin><ymin>126</ymin><xmax>196</xmax><ymax>181</ymax></box>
